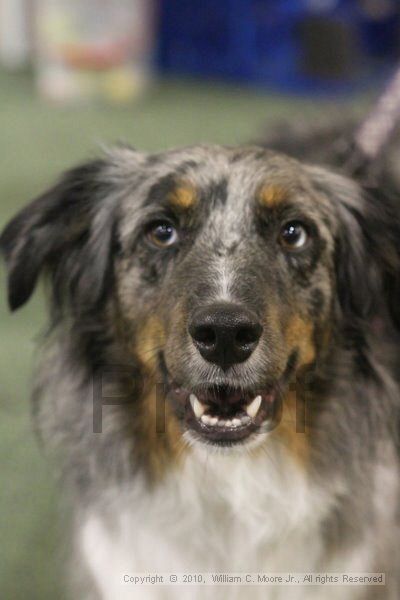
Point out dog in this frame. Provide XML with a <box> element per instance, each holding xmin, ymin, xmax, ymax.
<box><xmin>1</xmin><ymin>141</ymin><xmax>400</xmax><ymax>600</ymax></box>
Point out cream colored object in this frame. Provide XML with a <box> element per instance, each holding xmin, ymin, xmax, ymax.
<box><xmin>35</xmin><ymin>0</ymin><xmax>155</xmax><ymax>103</ymax></box>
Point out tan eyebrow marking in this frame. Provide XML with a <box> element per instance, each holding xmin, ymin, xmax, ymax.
<box><xmin>259</xmin><ymin>184</ymin><xmax>288</xmax><ymax>208</ymax></box>
<box><xmin>168</xmin><ymin>183</ymin><xmax>198</xmax><ymax>209</ymax></box>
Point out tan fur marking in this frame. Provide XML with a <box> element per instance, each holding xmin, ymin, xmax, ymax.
<box><xmin>168</xmin><ymin>183</ymin><xmax>197</xmax><ymax>209</ymax></box>
<box><xmin>271</xmin><ymin>387</ymin><xmax>310</xmax><ymax>468</ymax></box>
<box><xmin>136</xmin><ymin>316</ymin><xmax>166</xmax><ymax>371</ymax></box>
<box><xmin>259</xmin><ymin>184</ymin><xmax>288</xmax><ymax>208</ymax></box>
<box><xmin>137</xmin><ymin>384</ymin><xmax>185</xmax><ymax>482</ymax></box>
<box><xmin>250</xmin><ymin>387</ymin><xmax>309</xmax><ymax>469</ymax></box>
<box><xmin>252</xmin><ymin>310</ymin><xmax>315</xmax><ymax>469</ymax></box>
<box><xmin>135</xmin><ymin>317</ymin><xmax>186</xmax><ymax>481</ymax></box>
<box><xmin>285</xmin><ymin>315</ymin><xmax>316</xmax><ymax>367</ymax></box>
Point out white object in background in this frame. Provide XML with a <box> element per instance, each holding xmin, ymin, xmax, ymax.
<box><xmin>35</xmin><ymin>0</ymin><xmax>155</xmax><ymax>104</ymax></box>
<box><xmin>0</xmin><ymin>0</ymin><xmax>31</xmax><ymax>69</ymax></box>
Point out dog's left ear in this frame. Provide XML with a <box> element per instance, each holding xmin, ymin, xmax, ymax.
<box><xmin>359</xmin><ymin>185</ymin><xmax>400</xmax><ymax>330</ymax></box>
<box><xmin>0</xmin><ymin>158</ymin><xmax>119</xmax><ymax>313</ymax></box>
<box><xmin>334</xmin><ymin>181</ymin><xmax>400</xmax><ymax>330</ymax></box>
<box><xmin>308</xmin><ymin>166</ymin><xmax>400</xmax><ymax>330</ymax></box>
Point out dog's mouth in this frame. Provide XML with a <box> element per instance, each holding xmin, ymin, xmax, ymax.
<box><xmin>160</xmin><ymin>356</ymin><xmax>281</xmax><ymax>446</ymax></box>
<box><xmin>159</xmin><ymin>351</ymin><xmax>297</xmax><ymax>446</ymax></box>
<box><xmin>184</xmin><ymin>386</ymin><xmax>278</xmax><ymax>445</ymax></box>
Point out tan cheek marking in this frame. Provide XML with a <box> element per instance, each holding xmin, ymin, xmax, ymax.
<box><xmin>285</xmin><ymin>315</ymin><xmax>316</xmax><ymax>367</ymax></box>
<box><xmin>259</xmin><ymin>184</ymin><xmax>288</xmax><ymax>208</ymax></box>
<box><xmin>250</xmin><ymin>387</ymin><xmax>309</xmax><ymax>469</ymax></box>
<box><xmin>134</xmin><ymin>316</ymin><xmax>187</xmax><ymax>481</ymax></box>
<box><xmin>168</xmin><ymin>183</ymin><xmax>197</xmax><ymax>209</ymax></box>
<box><xmin>135</xmin><ymin>316</ymin><xmax>166</xmax><ymax>370</ymax></box>
<box><xmin>137</xmin><ymin>385</ymin><xmax>185</xmax><ymax>482</ymax></box>
<box><xmin>262</xmin><ymin>303</ymin><xmax>289</xmax><ymax>377</ymax></box>
<box><xmin>252</xmin><ymin>309</ymin><xmax>313</xmax><ymax>469</ymax></box>
<box><xmin>271</xmin><ymin>387</ymin><xmax>310</xmax><ymax>468</ymax></box>
<box><xmin>268</xmin><ymin>316</ymin><xmax>315</xmax><ymax>468</ymax></box>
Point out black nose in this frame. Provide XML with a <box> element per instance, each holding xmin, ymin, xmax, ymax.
<box><xmin>189</xmin><ymin>303</ymin><xmax>263</xmax><ymax>370</ymax></box>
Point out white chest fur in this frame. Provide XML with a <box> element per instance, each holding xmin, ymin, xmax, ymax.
<box><xmin>78</xmin><ymin>446</ymin><xmax>366</xmax><ymax>600</ymax></box>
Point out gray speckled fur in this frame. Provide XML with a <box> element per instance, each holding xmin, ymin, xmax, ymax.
<box><xmin>1</xmin><ymin>140</ymin><xmax>400</xmax><ymax>599</ymax></box>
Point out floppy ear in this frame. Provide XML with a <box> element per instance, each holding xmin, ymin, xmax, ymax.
<box><xmin>0</xmin><ymin>159</ymin><xmax>119</xmax><ymax>313</ymax></box>
<box><xmin>307</xmin><ymin>165</ymin><xmax>400</xmax><ymax>330</ymax></box>
<box><xmin>359</xmin><ymin>185</ymin><xmax>400</xmax><ymax>330</ymax></box>
<box><xmin>335</xmin><ymin>183</ymin><xmax>400</xmax><ymax>330</ymax></box>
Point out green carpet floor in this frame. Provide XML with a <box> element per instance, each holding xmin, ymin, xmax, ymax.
<box><xmin>0</xmin><ymin>70</ymin><xmax>357</xmax><ymax>599</ymax></box>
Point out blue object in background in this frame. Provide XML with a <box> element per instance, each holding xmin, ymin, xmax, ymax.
<box><xmin>157</xmin><ymin>0</ymin><xmax>400</xmax><ymax>94</ymax></box>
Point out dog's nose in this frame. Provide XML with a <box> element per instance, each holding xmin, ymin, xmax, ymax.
<box><xmin>189</xmin><ymin>303</ymin><xmax>262</xmax><ymax>369</ymax></box>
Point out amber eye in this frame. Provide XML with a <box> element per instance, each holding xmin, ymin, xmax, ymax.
<box><xmin>147</xmin><ymin>221</ymin><xmax>179</xmax><ymax>248</ymax></box>
<box><xmin>279</xmin><ymin>221</ymin><xmax>308</xmax><ymax>250</ymax></box>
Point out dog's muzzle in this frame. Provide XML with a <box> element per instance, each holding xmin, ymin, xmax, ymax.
<box><xmin>161</xmin><ymin>303</ymin><xmax>287</xmax><ymax>447</ymax></box>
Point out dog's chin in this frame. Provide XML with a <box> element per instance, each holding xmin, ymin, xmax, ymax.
<box><xmin>160</xmin><ymin>355</ymin><xmax>283</xmax><ymax>449</ymax></box>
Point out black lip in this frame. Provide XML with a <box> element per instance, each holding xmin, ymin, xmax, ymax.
<box><xmin>186</xmin><ymin>392</ymin><xmax>278</xmax><ymax>445</ymax></box>
<box><xmin>159</xmin><ymin>353</ymin><xmax>284</xmax><ymax>446</ymax></box>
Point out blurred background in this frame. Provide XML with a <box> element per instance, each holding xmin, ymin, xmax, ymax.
<box><xmin>0</xmin><ymin>1</ymin><xmax>399</xmax><ymax>598</ymax></box>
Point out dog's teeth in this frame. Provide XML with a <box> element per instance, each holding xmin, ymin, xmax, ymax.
<box><xmin>246</xmin><ymin>395</ymin><xmax>262</xmax><ymax>418</ymax></box>
<box><xmin>198</xmin><ymin>410</ymin><xmax>252</xmax><ymax>428</ymax></box>
<box><xmin>190</xmin><ymin>394</ymin><xmax>206</xmax><ymax>418</ymax></box>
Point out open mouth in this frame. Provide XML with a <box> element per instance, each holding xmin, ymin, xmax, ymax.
<box><xmin>159</xmin><ymin>348</ymin><xmax>296</xmax><ymax>447</ymax></box>
<box><xmin>165</xmin><ymin>380</ymin><xmax>279</xmax><ymax>446</ymax></box>
<box><xmin>186</xmin><ymin>387</ymin><xmax>278</xmax><ymax>445</ymax></box>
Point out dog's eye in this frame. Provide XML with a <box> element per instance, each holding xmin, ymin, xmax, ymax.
<box><xmin>279</xmin><ymin>221</ymin><xmax>308</xmax><ymax>250</ymax></box>
<box><xmin>147</xmin><ymin>221</ymin><xmax>179</xmax><ymax>248</ymax></box>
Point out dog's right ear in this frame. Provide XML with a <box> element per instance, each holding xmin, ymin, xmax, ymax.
<box><xmin>0</xmin><ymin>158</ymin><xmax>119</xmax><ymax>312</ymax></box>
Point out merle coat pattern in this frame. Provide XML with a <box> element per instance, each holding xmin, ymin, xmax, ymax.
<box><xmin>1</xmin><ymin>137</ymin><xmax>400</xmax><ymax>599</ymax></box>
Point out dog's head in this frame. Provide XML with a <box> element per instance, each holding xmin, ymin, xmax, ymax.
<box><xmin>2</xmin><ymin>145</ymin><xmax>400</xmax><ymax>456</ymax></box>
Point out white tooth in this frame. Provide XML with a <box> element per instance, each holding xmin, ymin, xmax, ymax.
<box><xmin>218</xmin><ymin>419</ymin><xmax>227</xmax><ymax>426</ymax></box>
<box><xmin>241</xmin><ymin>415</ymin><xmax>251</xmax><ymax>424</ymax></box>
<box><xmin>225</xmin><ymin>420</ymin><xmax>232</xmax><ymax>427</ymax></box>
<box><xmin>201</xmin><ymin>414</ymin><xmax>211</xmax><ymax>425</ymax></box>
<box><xmin>246</xmin><ymin>395</ymin><xmax>262</xmax><ymax>418</ymax></box>
<box><xmin>209</xmin><ymin>417</ymin><xmax>218</xmax><ymax>426</ymax></box>
<box><xmin>232</xmin><ymin>418</ymin><xmax>241</xmax><ymax>427</ymax></box>
<box><xmin>190</xmin><ymin>394</ymin><xmax>205</xmax><ymax>418</ymax></box>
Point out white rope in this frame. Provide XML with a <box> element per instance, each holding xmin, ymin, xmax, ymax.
<box><xmin>355</xmin><ymin>68</ymin><xmax>400</xmax><ymax>160</ymax></box>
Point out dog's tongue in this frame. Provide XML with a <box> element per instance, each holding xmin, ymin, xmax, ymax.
<box><xmin>194</xmin><ymin>387</ymin><xmax>252</xmax><ymax>417</ymax></box>
<box><xmin>197</xmin><ymin>386</ymin><xmax>249</xmax><ymax>405</ymax></box>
